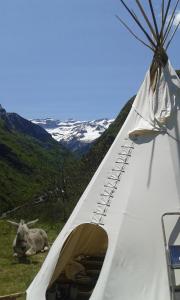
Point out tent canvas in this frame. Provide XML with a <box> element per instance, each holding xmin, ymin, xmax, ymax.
<box><xmin>27</xmin><ymin>2</ymin><xmax>180</xmax><ymax>300</ymax></box>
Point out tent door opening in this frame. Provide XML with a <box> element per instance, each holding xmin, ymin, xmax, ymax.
<box><xmin>46</xmin><ymin>223</ymin><xmax>108</xmax><ymax>300</ymax></box>
<box><xmin>162</xmin><ymin>213</ymin><xmax>180</xmax><ymax>300</ymax></box>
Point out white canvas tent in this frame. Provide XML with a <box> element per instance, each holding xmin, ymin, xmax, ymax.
<box><xmin>27</xmin><ymin>2</ymin><xmax>180</xmax><ymax>300</ymax></box>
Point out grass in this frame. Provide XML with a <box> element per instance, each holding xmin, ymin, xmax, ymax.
<box><xmin>0</xmin><ymin>118</ymin><xmax>75</xmax><ymax>216</ymax></box>
<box><xmin>0</xmin><ymin>220</ymin><xmax>64</xmax><ymax>297</ymax></box>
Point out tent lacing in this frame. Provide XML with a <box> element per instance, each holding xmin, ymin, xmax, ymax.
<box><xmin>91</xmin><ymin>138</ymin><xmax>135</xmax><ymax>226</ymax></box>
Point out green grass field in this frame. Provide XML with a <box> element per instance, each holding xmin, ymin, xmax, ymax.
<box><xmin>0</xmin><ymin>220</ymin><xmax>64</xmax><ymax>297</ymax></box>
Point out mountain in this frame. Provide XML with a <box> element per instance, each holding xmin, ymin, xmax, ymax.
<box><xmin>0</xmin><ymin>105</ymin><xmax>77</xmax><ymax>217</ymax></box>
<box><xmin>31</xmin><ymin>118</ymin><xmax>114</xmax><ymax>155</ymax></box>
<box><xmin>0</xmin><ymin>105</ymin><xmax>53</xmax><ymax>146</ymax></box>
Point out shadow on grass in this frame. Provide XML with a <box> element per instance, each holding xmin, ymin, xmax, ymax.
<box><xmin>11</xmin><ymin>257</ymin><xmax>41</xmax><ymax>265</ymax></box>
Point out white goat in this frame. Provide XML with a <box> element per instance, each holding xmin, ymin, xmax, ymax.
<box><xmin>7</xmin><ymin>219</ymin><xmax>49</xmax><ymax>257</ymax></box>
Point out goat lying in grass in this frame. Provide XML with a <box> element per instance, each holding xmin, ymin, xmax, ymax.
<box><xmin>7</xmin><ymin>219</ymin><xmax>49</xmax><ymax>257</ymax></box>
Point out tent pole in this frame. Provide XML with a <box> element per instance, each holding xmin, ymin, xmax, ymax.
<box><xmin>163</xmin><ymin>0</ymin><xmax>180</xmax><ymax>45</ymax></box>
<box><xmin>115</xmin><ymin>15</ymin><xmax>154</xmax><ymax>51</ymax></box>
<box><xmin>166</xmin><ymin>21</ymin><xmax>180</xmax><ymax>50</ymax></box>
<box><xmin>160</xmin><ymin>0</ymin><xmax>173</xmax><ymax>41</ymax></box>
<box><xmin>119</xmin><ymin>0</ymin><xmax>156</xmax><ymax>48</ymax></box>
<box><xmin>163</xmin><ymin>15</ymin><xmax>176</xmax><ymax>46</ymax></box>
<box><xmin>148</xmin><ymin>0</ymin><xmax>160</xmax><ymax>40</ymax></box>
<box><xmin>135</xmin><ymin>0</ymin><xmax>157</xmax><ymax>42</ymax></box>
<box><xmin>162</xmin><ymin>0</ymin><xmax>165</xmax><ymax>25</ymax></box>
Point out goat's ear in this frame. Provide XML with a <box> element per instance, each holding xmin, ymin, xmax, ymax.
<box><xmin>7</xmin><ymin>220</ymin><xmax>19</xmax><ymax>227</ymax></box>
<box><xmin>27</xmin><ymin>219</ymin><xmax>39</xmax><ymax>227</ymax></box>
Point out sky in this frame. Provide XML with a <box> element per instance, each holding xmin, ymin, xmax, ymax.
<box><xmin>0</xmin><ymin>0</ymin><xmax>179</xmax><ymax>120</ymax></box>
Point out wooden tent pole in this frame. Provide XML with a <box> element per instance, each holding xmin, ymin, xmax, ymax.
<box><xmin>160</xmin><ymin>0</ymin><xmax>172</xmax><ymax>40</ymax></box>
<box><xmin>166</xmin><ymin>21</ymin><xmax>180</xmax><ymax>49</ymax></box>
<box><xmin>135</xmin><ymin>0</ymin><xmax>157</xmax><ymax>42</ymax></box>
<box><xmin>116</xmin><ymin>15</ymin><xmax>154</xmax><ymax>51</ymax></box>
<box><xmin>163</xmin><ymin>0</ymin><xmax>180</xmax><ymax>45</ymax></box>
<box><xmin>148</xmin><ymin>0</ymin><xmax>160</xmax><ymax>40</ymax></box>
<box><xmin>162</xmin><ymin>0</ymin><xmax>165</xmax><ymax>25</ymax></box>
<box><xmin>163</xmin><ymin>15</ymin><xmax>176</xmax><ymax>46</ymax></box>
<box><xmin>119</xmin><ymin>0</ymin><xmax>156</xmax><ymax>48</ymax></box>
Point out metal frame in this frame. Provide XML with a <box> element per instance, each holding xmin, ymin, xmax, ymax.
<box><xmin>161</xmin><ymin>212</ymin><xmax>180</xmax><ymax>300</ymax></box>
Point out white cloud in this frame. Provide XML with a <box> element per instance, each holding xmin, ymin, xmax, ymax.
<box><xmin>173</xmin><ymin>11</ymin><xmax>180</xmax><ymax>27</ymax></box>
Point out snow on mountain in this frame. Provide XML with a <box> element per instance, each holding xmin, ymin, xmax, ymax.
<box><xmin>31</xmin><ymin>118</ymin><xmax>114</xmax><ymax>154</ymax></box>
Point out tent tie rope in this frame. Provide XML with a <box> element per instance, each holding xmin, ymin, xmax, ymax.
<box><xmin>91</xmin><ymin>139</ymin><xmax>135</xmax><ymax>226</ymax></box>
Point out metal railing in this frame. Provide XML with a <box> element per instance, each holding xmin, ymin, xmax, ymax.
<box><xmin>161</xmin><ymin>212</ymin><xmax>180</xmax><ymax>300</ymax></box>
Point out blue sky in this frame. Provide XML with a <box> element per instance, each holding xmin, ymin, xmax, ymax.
<box><xmin>0</xmin><ymin>0</ymin><xmax>179</xmax><ymax>120</ymax></box>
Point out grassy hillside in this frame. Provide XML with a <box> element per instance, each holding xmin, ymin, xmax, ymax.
<box><xmin>0</xmin><ymin>117</ymin><xmax>76</xmax><ymax>217</ymax></box>
<box><xmin>0</xmin><ymin>96</ymin><xmax>134</xmax><ymax>224</ymax></box>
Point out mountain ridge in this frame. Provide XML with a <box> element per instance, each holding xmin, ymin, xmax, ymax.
<box><xmin>0</xmin><ymin>105</ymin><xmax>54</xmax><ymax>146</ymax></box>
<box><xmin>31</xmin><ymin>118</ymin><xmax>114</xmax><ymax>155</ymax></box>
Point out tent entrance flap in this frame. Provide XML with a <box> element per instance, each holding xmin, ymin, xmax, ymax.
<box><xmin>46</xmin><ymin>223</ymin><xmax>108</xmax><ymax>300</ymax></box>
<box><xmin>162</xmin><ymin>213</ymin><xmax>180</xmax><ymax>300</ymax></box>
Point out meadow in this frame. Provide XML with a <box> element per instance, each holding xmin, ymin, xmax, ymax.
<box><xmin>0</xmin><ymin>220</ymin><xmax>64</xmax><ymax>298</ymax></box>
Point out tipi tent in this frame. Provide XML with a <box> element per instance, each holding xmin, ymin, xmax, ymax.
<box><xmin>27</xmin><ymin>1</ymin><xmax>180</xmax><ymax>300</ymax></box>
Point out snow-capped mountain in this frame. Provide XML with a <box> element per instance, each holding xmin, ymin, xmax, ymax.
<box><xmin>31</xmin><ymin>118</ymin><xmax>114</xmax><ymax>154</ymax></box>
